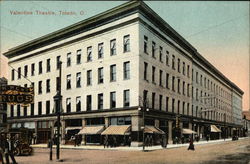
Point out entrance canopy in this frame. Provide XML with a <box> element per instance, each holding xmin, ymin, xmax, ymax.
<box><xmin>211</xmin><ymin>125</ymin><xmax>221</xmax><ymax>132</ymax></box>
<box><xmin>65</xmin><ymin>127</ymin><xmax>82</xmax><ymax>133</ymax></box>
<box><xmin>101</xmin><ymin>125</ymin><xmax>131</xmax><ymax>135</ymax></box>
<box><xmin>182</xmin><ymin>128</ymin><xmax>197</xmax><ymax>134</ymax></box>
<box><xmin>78</xmin><ymin>126</ymin><xmax>105</xmax><ymax>135</ymax></box>
<box><xmin>144</xmin><ymin>126</ymin><xmax>165</xmax><ymax>134</ymax></box>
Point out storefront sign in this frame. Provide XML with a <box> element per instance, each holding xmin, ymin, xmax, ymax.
<box><xmin>0</xmin><ymin>85</ymin><xmax>34</xmax><ymax>105</ymax></box>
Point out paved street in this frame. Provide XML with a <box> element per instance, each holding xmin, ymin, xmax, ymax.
<box><xmin>14</xmin><ymin>137</ymin><xmax>250</xmax><ymax>164</ymax></box>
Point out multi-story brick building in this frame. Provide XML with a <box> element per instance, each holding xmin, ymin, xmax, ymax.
<box><xmin>3</xmin><ymin>1</ymin><xmax>243</xmax><ymax>146</ymax></box>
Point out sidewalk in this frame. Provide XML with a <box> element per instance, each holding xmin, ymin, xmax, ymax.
<box><xmin>31</xmin><ymin>137</ymin><xmax>249</xmax><ymax>151</ymax></box>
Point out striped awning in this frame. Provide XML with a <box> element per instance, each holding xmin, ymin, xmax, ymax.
<box><xmin>182</xmin><ymin>128</ymin><xmax>197</xmax><ymax>134</ymax></box>
<box><xmin>144</xmin><ymin>126</ymin><xmax>165</xmax><ymax>134</ymax></box>
<box><xmin>211</xmin><ymin>125</ymin><xmax>221</xmax><ymax>132</ymax></box>
<box><xmin>101</xmin><ymin>125</ymin><xmax>131</xmax><ymax>135</ymax></box>
<box><xmin>78</xmin><ymin>126</ymin><xmax>105</xmax><ymax>135</ymax></box>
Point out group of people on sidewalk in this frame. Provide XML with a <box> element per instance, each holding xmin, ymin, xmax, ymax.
<box><xmin>103</xmin><ymin>136</ymin><xmax>132</xmax><ymax>148</ymax></box>
<box><xmin>0</xmin><ymin>134</ymin><xmax>18</xmax><ymax>164</ymax></box>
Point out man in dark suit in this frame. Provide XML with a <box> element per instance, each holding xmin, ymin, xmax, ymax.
<box><xmin>5</xmin><ymin>135</ymin><xmax>17</xmax><ymax>164</ymax></box>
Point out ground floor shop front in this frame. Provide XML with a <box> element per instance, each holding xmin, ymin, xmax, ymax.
<box><xmin>7</xmin><ymin>108</ymin><xmax>244</xmax><ymax>146</ymax></box>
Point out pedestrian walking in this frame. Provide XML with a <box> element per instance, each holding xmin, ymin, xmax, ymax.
<box><xmin>149</xmin><ymin>135</ymin><xmax>153</xmax><ymax>146</ymax></box>
<box><xmin>104</xmin><ymin>135</ymin><xmax>108</xmax><ymax>148</ymax></box>
<box><xmin>206</xmin><ymin>135</ymin><xmax>209</xmax><ymax>142</ymax></box>
<box><xmin>113</xmin><ymin>136</ymin><xmax>117</xmax><ymax>147</ymax></box>
<box><xmin>128</xmin><ymin>136</ymin><xmax>131</xmax><ymax>147</ymax></box>
<box><xmin>187</xmin><ymin>137</ymin><xmax>195</xmax><ymax>151</ymax></box>
<box><xmin>145</xmin><ymin>135</ymin><xmax>149</xmax><ymax>147</ymax></box>
<box><xmin>5</xmin><ymin>136</ymin><xmax>18</xmax><ymax>164</ymax></box>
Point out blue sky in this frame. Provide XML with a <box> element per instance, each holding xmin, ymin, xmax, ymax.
<box><xmin>0</xmin><ymin>1</ymin><xmax>249</xmax><ymax>110</ymax></box>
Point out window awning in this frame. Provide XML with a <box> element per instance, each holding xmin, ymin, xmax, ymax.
<box><xmin>78</xmin><ymin>126</ymin><xmax>105</xmax><ymax>135</ymax></box>
<box><xmin>211</xmin><ymin>125</ymin><xmax>221</xmax><ymax>132</ymax></box>
<box><xmin>65</xmin><ymin>126</ymin><xmax>82</xmax><ymax>133</ymax></box>
<box><xmin>144</xmin><ymin>126</ymin><xmax>165</xmax><ymax>134</ymax></box>
<box><xmin>101</xmin><ymin>125</ymin><xmax>131</xmax><ymax>135</ymax></box>
<box><xmin>182</xmin><ymin>128</ymin><xmax>197</xmax><ymax>134</ymax></box>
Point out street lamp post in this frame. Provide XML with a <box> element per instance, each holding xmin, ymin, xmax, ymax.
<box><xmin>53</xmin><ymin>61</ymin><xmax>62</xmax><ymax>161</ymax></box>
<box><xmin>138</xmin><ymin>97</ymin><xmax>149</xmax><ymax>151</ymax></box>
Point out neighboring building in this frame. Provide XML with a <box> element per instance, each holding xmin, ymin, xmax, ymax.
<box><xmin>0</xmin><ymin>77</ymin><xmax>8</xmax><ymax>132</ymax></box>
<box><xmin>3</xmin><ymin>1</ymin><xmax>244</xmax><ymax>146</ymax></box>
<box><xmin>242</xmin><ymin>111</ymin><xmax>250</xmax><ymax>137</ymax></box>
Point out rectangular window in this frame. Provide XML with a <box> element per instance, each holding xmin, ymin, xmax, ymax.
<box><xmin>159</xmin><ymin>46</ymin><xmax>163</xmax><ymax>62</ymax></box>
<box><xmin>17</xmin><ymin>105</ymin><xmax>20</xmax><ymax>117</ymax></box>
<box><xmin>159</xmin><ymin>95</ymin><xmax>162</xmax><ymax>111</ymax></box>
<box><xmin>30</xmin><ymin>103</ymin><xmax>34</xmax><ymax>116</ymax></box>
<box><xmin>98</xmin><ymin>43</ymin><xmax>104</xmax><ymax>58</ymax></box>
<box><xmin>46</xmin><ymin>79</ymin><xmax>50</xmax><ymax>93</ymax></box>
<box><xmin>200</xmin><ymin>75</ymin><xmax>203</xmax><ymax>86</ymax></box>
<box><xmin>152</xmin><ymin>92</ymin><xmax>155</xmax><ymax>109</ymax></box>
<box><xmin>24</xmin><ymin>65</ymin><xmax>28</xmax><ymax>77</ymax></box>
<box><xmin>152</xmin><ymin>66</ymin><xmax>155</xmax><ymax>83</ymax></box>
<box><xmin>10</xmin><ymin>105</ymin><xmax>14</xmax><ymax>117</ymax></box>
<box><xmin>182</xmin><ymin>102</ymin><xmax>185</xmax><ymax>115</ymax></box>
<box><xmin>39</xmin><ymin>61</ymin><xmax>42</xmax><ymax>74</ymax></box>
<box><xmin>67</xmin><ymin>52</ymin><xmax>71</xmax><ymax>67</ymax></box>
<box><xmin>98</xmin><ymin>67</ymin><xmax>104</xmax><ymax>84</ymax></box>
<box><xmin>18</xmin><ymin>67</ymin><xmax>21</xmax><ymax>79</ymax></box>
<box><xmin>177</xmin><ymin>79</ymin><xmax>180</xmax><ymax>94</ymax></box>
<box><xmin>31</xmin><ymin>63</ymin><xmax>35</xmax><ymax>76</ymax></box>
<box><xmin>183</xmin><ymin>81</ymin><xmax>185</xmax><ymax>95</ymax></box>
<box><xmin>159</xmin><ymin>70</ymin><xmax>163</xmax><ymax>86</ymax></box>
<box><xmin>56</xmin><ymin>56</ymin><xmax>61</xmax><ymax>69</ymax></box>
<box><xmin>177</xmin><ymin>100</ymin><xmax>180</xmax><ymax>114</ymax></box>
<box><xmin>187</xmin><ymin>84</ymin><xmax>190</xmax><ymax>97</ymax></box>
<box><xmin>86</xmin><ymin>95</ymin><xmax>92</xmax><ymax>111</ymax></box>
<box><xmin>123</xmin><ymin>61</ymin><xmax>130</xmax><ymax>80</ymax></box>
<box><xmin>23</xmin><ymin>106</ymin><xmax>27</xmax><ymax>116</ymax></box>
<box><xmin>172</xmin><ymin>55</ymin><xmax>175</xmax><ymax>69</ymax></box>
<box><xmin>110</xmin><ymin>92</ymin><xmax>116</xmax><ymax>109</ymax></box>
<box><xmin>76</xmin><ymin>49</ymin><xmax>81</xmax><ymax>64</ymax></box>
<box><xmin>177</xmin><ymin>58</ymin><xmax>180</xmax><ymax>73</ymax></box>
<box><xmin>172</xmin><ymin>76</ymin><xmax>175</xmax><ymax>92</ymax></box>
<box><xmin>110</xmin><ymin>39</ymin><xmax>116</xmax><ymax>56</ymax></box>
<box><xmin>110</xmin><ymin>65</ymin><xmax>116</xmax><ymax>82</ymax></box>
<box><xmin>46</xmin><ymin>59</ymin><xmax>51</xmax><ymax>72</ymax></box>
<box><xmin>166</xmin><ymin>51</ymin><xmax>169</xmax><ymax>66</ymax></box>
<box><xmin>204</xmin><ymin>77</ymin><xmax>207</xmax><ymax>88</ymax></box>
<box><xmin>144</xmin><ymin>36</ymin><xmax>148</xmax><ymax>54</ymax></box>
<box><xmin>144</xmin><ymin>62</ymin><xmax>148</xmax><ymax>80</ymax></box>
<box><xmin>143</xmin><ymin>90</ymin><xmax>148</xmax><ymax>101</ymax></box>
<box><xmin>196</xmin><ymin>88</ymin><xmax>199</xmax><ymax>101</ymax></box>
<box><xmin>38</xmin><ymin>102</ymin><xmax>42</xmax><ymax>115</ymax></box>
<box><xmin>67</xmin><ymin>74</ymin><xmax>71</xmax><ymax>89</ymax></box>
<box><xmin>98</xmin><ymin>93</ymin><xmax>104</xmax><ymax>110</ymax></box>
<box><xmin>152</xmin><ymin>41</ymin><xmax>156</xmax><ymax>58</ymax></box>
<box><xmin>166</xmin><ymin>97</ymin><xmax>169</xmax><ymax>112</ymax></box>
<box><xmin>172</xmin><ymin>98</ymin><xmax>175</xmax><ymax>113</ymax></box>
<box><xmin>87</xmin><ymin>70</ymin><xmax>92</xmax><ymax>86</ymax></box>
<box><xmin>11</xmin><ymin>69</ymin><xmax>15</xmax><ymax>81</ymax></box>
<box><xmin>87</xmin><ymin>46</ymin><xmax>92</xmax><ymax>62</ymax></box>
<box><xmin>46</xmin><ymin>100</ymin><xmax>50</xmax><ymax>114</ymax></box>
<box><xmin>166</xmin><ymin>73</ymin><xmax>169</xmax><ymax>89</ymax></box>
<box><xmin>123</xmin><ymin>35</ymin><xmax>130</xmax><ymax>52</ymax></box>
<box><xmin>124</xmin><ymin>90</ymin><xmax>130</xmax><ymax>107</ymax></box>
<box><xmin>187</xmin><ymin>65</ymin><xmax>190</xmax><ymax>77</ymax></box>
<box><xmin>66</xmin><ymin>98</ymin><xmax>71</xmax><ymax>113</ymax></box>
<box><xmin>183</xmin><ymin>62</ymin><xmax>185</xmax><ymax>75</ymax></box>
<box><xmin>196</xmin><ymin>72</ymin><xmax>198</xmax><ymax>83</ymax></box>
<box><xmin>76</xmin><ymin>72</ymin><xmax>81</xmax><ymax>88</ymax></box>
<box><xmin>76</xmin><ymin>96</ymin><xmax>81</xmax><ymax>112</ymax></box>
<box><xmin>38</xmin><ymin>81</ymin><xmax>42</xmax><ymax>94</ymax></box>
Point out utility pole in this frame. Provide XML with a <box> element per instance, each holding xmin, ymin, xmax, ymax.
<box><xmin>53</xmin><ymin>61</ymin><xmax>62</xmax><ymax>161</ymax></box>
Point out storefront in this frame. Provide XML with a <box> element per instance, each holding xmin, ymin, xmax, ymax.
<box><xmin>37</xmin><ymin>121</ymin><xmax>51</xmax><ymax>144</ymax></box>
<box><xmin>64</xmin><ymin>119</ymin><xmax>82</xmax><ymax>144</ymax></box>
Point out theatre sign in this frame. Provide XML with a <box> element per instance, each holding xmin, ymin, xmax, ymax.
<box><xmin>0</xmin><ymin>85</ymin><xmax>34</xmax><ymax>105</ymax></box>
